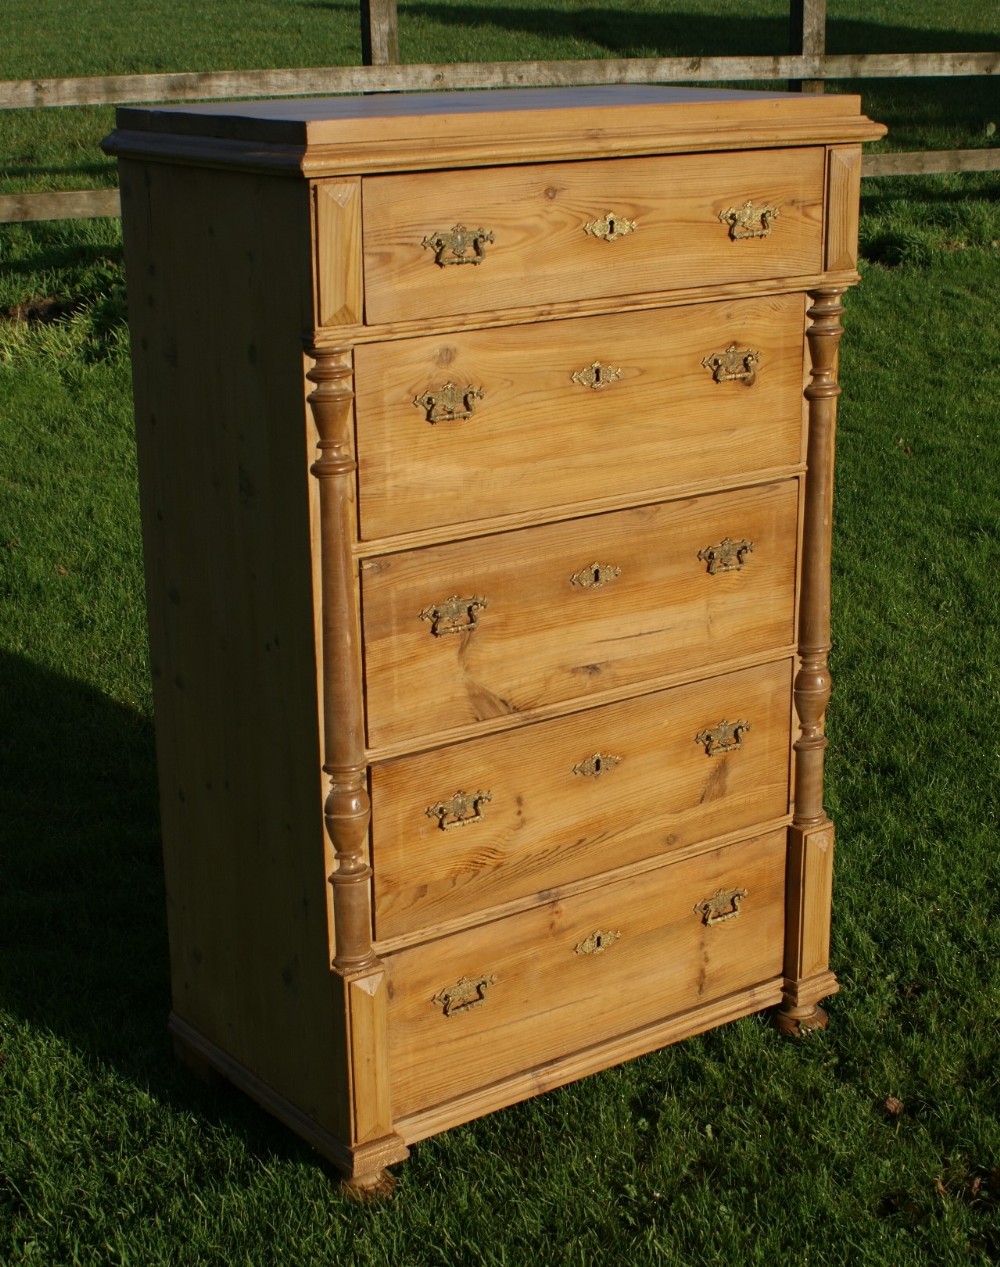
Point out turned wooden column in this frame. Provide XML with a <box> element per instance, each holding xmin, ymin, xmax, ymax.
<box><xmin>307</xmin><ymin>345</ymin><xmax>406</xmax><ymax>1194</ymax></box>
<box><xmin>306</xmin><ymin>346</ymin><xmax>376</xmax><ymax>974</ymax></box>
<box><xmin>775</xmin><ymin>288</ymin><xmax>844</xmax><ymax>1035</ymax></box>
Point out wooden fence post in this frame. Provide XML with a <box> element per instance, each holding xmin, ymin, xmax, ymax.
<box><xmin>360</xmin><ymin>0</ymin><xmax>400</xmax><ymax>66</ymax></box>
<box><xmin>789</xmin><ymin>0</ymin><xmax>826</xmax><ymax>93</ymax></box>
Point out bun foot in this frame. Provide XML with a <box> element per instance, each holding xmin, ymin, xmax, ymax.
<box><xmin>339</xmin><ymin>1168</ymin><xmax>397</xmax><ymax>1202</ymax></box>
<box><xmin>772</xmin><ymin>1002</ymin><xmax>829</xmax><ymax>1037</ymax></box>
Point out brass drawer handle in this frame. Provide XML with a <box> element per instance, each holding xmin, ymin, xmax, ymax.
<box><xmin>432</xmin><ymin>974</ymin><xmax>497</xmax><ymax>1017</ymax></box>
<box><xmin>701</xmin><ymin>344</ymin><xmax>761</xmax><ymax>385</ymax></box>
<box><xmin>695</xmin><ymin>719</ymin><xmax>751</xmax><ymax>756</ymax></box>
<box><xmin>694</xmin><ymin>887</ymin><xmax>748</xmax><ymax>926</ymax></box>
<box><xmin>583</xmin><ymin>211</ymin><xmax>637</xmax><ymax>243</ymax></box>
<box><xmin>575</xmin><ymin>929</ymin><xmax>621</xmax><ymax>956</ymax></box>
<box><xmin>413</xmin><ymin>382</ymin><xmax>484</xmax><ymax>423</ymax></box>
<box><xmin>572</xmin><ymin>752</ymin><xmax>621</xmax><ymax>779</ymax></box>
<box><xmin>570</xmin><ymin>562</ymin><xmax>621</xmax><ymax>589</ymax></box>
<box><xmin>698</xmin><ymin>537</ymin><xmax>754</xmax><ymax>575</ymax></box>
<box><xmin>572</xmin><ymin>361</ymin><xmax>622</xmax><ymax>390</ymax></box>
<box><xmin>718</xmin><ymin>200</ymin><xmax>780</xmax><ymax>240</ymax></box>
<box><xmin>421</xmin><ymin>224</ymin><xmax>494</xmax><ymax>266</ymax></box>
<box><xmin>426</xmin><ymin>789</ymin><xmax>493</xmax><ymax>831</ymax></box>
<box><xmin>420</xmin><ymin>595</ymin><xmax>488</xmax><ymax>636</ymax></box>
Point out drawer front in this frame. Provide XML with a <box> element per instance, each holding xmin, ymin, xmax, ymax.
<box><xmin>361</xmin><ymin>479</ymin><xmax>798</xmax><ymax>750</ymax></box>
<box><xmin>371</xmin><ymin>658</ymin><xmax>792</xmax><ymax>939</ymax></box>
<box><xmin>386</xmin><ymin>828</ymin><xmax>786</xmax><ymax>1118</ymax></box>
<box><xmin>354</xmin><ymin>293</ymin><xmax>806</xmax><ymax>539</ymax></box>
<box><xmin>360</xmin><ymin>148</ymin><xmax>825</xmax><ymax>324</ymax></box>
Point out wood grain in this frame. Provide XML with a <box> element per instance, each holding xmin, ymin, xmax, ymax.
<box><xmin>825</xmin><ymin>146</ymin><xmax>862</xmax><ymax>272</ymax></box>
<box><xmin>362</xmin><ymin>149</ymin><xmax>826</xmax><ymax>324</ymax></box>
<box><xmin>385</xmin><ymin>829</ymin><xmax>786</xmax><ymax>1119</ymax></box>
<box><xmin>14</xmin><ymin>54</ymin><xmax>989</xmax><ymax>110</ymax></box>
<box><xmin>862</xmin><ymin>148</ymin><xmax>1000</xmax><ymax>177</ymax></box>
<box><xmin>0</xmin><ymin>188</ymin><xmax>120</xmax><ymax>223</ymax></box>
<box><xmin>360</xmin><ymin>0</ymin><xmax>399</xmax><ymax>66</ymax></box>
<box><xmin>354</xmin><ymin>293</ymin><xmax>808</xmax><ymax>538</ymax></box>
<box><xmin>396</xmin><ymin>975</ymin><xmax>783</xmax><ymax>1143</ymax></box>
<box><xmin>370</xmin><ymin>659</ymin><xmax>793</xmax><ymax>939</ymax></box>
<box><xmin>118</xmin><ymin>158</ymin><xmax>351</xmax><ymax>1137</ymax></box>
<box><xmin>314</xmin><ymin>180</ymin><xmax>362</xmax><ymax>326</ymax></box>
<box><xmin>361</xmin><ymin>480</ymin><xmax>799</xmax><ymax>750</ymax></box>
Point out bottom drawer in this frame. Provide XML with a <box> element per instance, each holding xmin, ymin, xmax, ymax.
<box><xmin>386</xmin><ymin>828</ymin><xmax>786</xmax><ymax>1119</ymax></box>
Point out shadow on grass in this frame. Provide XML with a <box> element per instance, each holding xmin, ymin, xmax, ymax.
<box><xmin>0</xmin><ymin>653</ymin><xmax>167</xmax><ymax>1066</ymax></box>
<box><xmin>304</xmin><ymin>4</ymin><xmax>1000</xmax><ymax>58</ymax></box>
<box><xmin>0</xmin><ymin>652</ymin><xmax>328</xmax><ymax>1165</ymax></box>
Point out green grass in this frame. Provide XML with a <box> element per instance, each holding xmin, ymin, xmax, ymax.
<box><xmin>3</xmin><ymin>2</ymin><xmax>1000</xmax><ymax>1263</ymax></box>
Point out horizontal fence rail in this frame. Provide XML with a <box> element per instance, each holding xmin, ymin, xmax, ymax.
<box><xmin>1</xmin><ymin>53</ymin><xmax>997</xmax><ymax>222</ymax></box>
<box><xmin>1</xmin><ymin>52</ymin><xmax>997</xmax><ymax>109</ymax></box>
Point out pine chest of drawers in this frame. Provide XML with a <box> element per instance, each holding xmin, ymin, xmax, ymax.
<box><xmin>105</xmin><ymin>86</ymin><xmax>885</xmax><ymax>1193</ymax></box>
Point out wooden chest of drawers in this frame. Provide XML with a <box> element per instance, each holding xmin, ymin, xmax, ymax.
<box><xmin>105</xmin><ymin>86</ymin><xmax>884</xmax><ymax>1194</ymax></box>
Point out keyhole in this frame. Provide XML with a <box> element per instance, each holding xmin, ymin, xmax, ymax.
<box><xmin>606</xmin><ymin>217</ymin><xmax>616</xmax><ymax>237</ymax></box>
<box><xmin>593</xmin><ymin>755</ymin><xmax>604</xmax><ymax>774</ymax></box>
<box><xmin>592</xmin><ymin>566</ymin><xmax>602</xmax><ymax>585</ymax></box>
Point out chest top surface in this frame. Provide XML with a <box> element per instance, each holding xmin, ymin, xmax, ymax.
<box><xmin>103</xmin><ymin>84</ymin><xmax>886</xmax><ymax>175</ymax></box>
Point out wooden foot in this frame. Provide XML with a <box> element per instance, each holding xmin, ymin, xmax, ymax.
<box><xmin>772</xmin><ymin>1002</ymin><xmax>829</xmax><ymax>1037</ymax></box>
<box><xmin>339</xmin><ymin>1168</ymin><xmax>397</xmax><ymax>1202</ymax></box>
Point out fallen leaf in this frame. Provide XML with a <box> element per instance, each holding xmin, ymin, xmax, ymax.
<box><xmin>935</xmin><ymin>1176</ymin><xmax>948</xmax><ymax>1198</ymax></box>
<box><xmin>969</xmin><ymin>1176</ymin><xmax>983</xmax><ymax>1198</ymax></box>
<box><xmin>883</xmin><ymin>1094</ymin><xmax>905</xmax><ymax>1117</ymax></box>
<box><xmin>55</xmin><ymin>565</ymin><xmax>68</xmax><ymax>575</ymax></box>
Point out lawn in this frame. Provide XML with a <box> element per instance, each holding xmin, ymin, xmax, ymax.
<box><xmin>1</xmin><ymin>2</ymin><xmax>999</xmax><ymax>1263</ymax></box>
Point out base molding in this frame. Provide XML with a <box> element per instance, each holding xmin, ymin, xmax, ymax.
<box><xmin>168</xmin><ymin>1013</ymin><xmax>410</xmax><ymax>1180</ymax></box>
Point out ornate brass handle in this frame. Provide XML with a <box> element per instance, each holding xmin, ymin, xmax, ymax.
<box><xmin>698</xmin><ymin>538</ymin><xmax>754</xmax><ymax>575</ymax></box>
<box><xmin>413</xmin><ymin>382</ymin><xmax>485</xmax><ymax>424</ymax></box>
<box><xmin>420</xmin><ymin>595</ymin><xmax>488</xmax><ymax>636</ymax></box>
<box><xmin>422</xmin><ymin>224</ymin><xmax>494</xmax><ymax>265</ymax></box>
<box><xmin>718</xmin><ymin>200</ymin><xmax>780</xmax><ymax>240</ymax></box>
<box><xmin>570</xmin><ymin>562</ymin><xmax>621</xmax><ymax>589</ymax></box>
<box><xmin>584</xmin><ymin>212</ymin><xmax>637</xmax><ymax>242</ymax></box>
<box><xmin>575</xmin><ymin>929</ymin><xmax>621</xmax><ymax>956</ymax></box>
<box><xmin>426</xmin><ymin>789</ymin><xmax>493</xmax><ymax>830</ymax></box>
<box><xmin>694</xmin><ymin>888</ymin><xmax>748</xmax><ymax>926</ymax></box>
<box><xmin>572</xmin><ymin>361</ymin><xmax>622</xmax><ymax>390</ymax></box>
<box><xmin>432</xmin><ymin>974</ymin><xmax>497</xmax><ymax>1016</ymax></box>
<box><xmin>702</xmin><ymin>344</ymin><xmax>761</xmax><ymax>385</ymax></box>
<box><xmin>695</xmin><ymin>719</ymin><xmax>751</xmax><ymax>756</ymax></box>
<box><xmin>572</xmin><ymin>752</ymin><xmax>621</xmax><ymax>779</ymax></box>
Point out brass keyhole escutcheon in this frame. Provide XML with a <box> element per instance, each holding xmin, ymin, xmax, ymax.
<box><xmin>575</xmin><ymin>929</ymin><xmax>621</xmax><ymax>956</ymax></box>
<box><xmin>572</xmin><ymin>361</ymin><xmax>623</xmax><ymax>391</ymax></box>
<box><xmin>583</xmin><ymin>212</ymin><xmax>637</xmax><ymax>243</ymax></box>
<box><xmin>572</xmin><ymin>752</ymin><xmax>622</xmax><ymax>779</ymax></box>
<box><xmin>570</xmin><ymin>562</ymin><xmax>622</xmax><ymax>589</ymax></box>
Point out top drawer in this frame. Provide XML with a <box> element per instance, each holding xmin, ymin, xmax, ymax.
<box><xmin>360</xmin><ymin>147</ymin><xmax>825</xmax><ymax>325</ymax></box>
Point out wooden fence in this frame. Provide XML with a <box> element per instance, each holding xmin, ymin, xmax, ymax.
<box><xmin>1</xmin><ymin>0</ymin><xmax>997</xmax><ymax>223</ymax></box>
